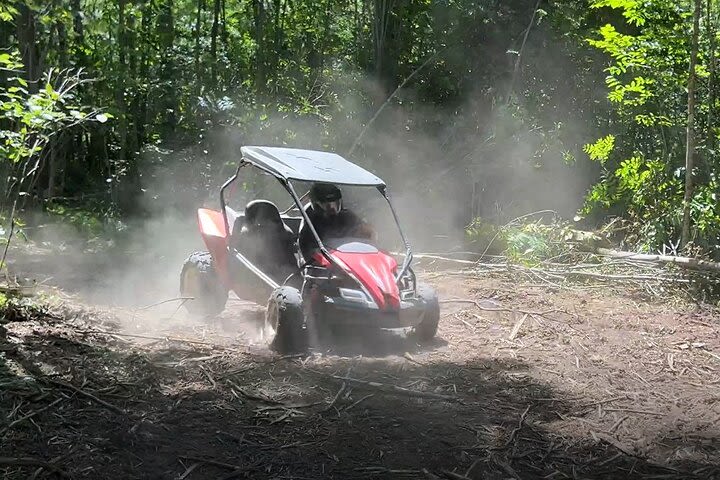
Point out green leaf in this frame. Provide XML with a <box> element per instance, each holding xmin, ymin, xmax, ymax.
<box><xmin>584</xmin><ymin>135</ymin><xmax>616</xmax><ymax>163</ymax></box>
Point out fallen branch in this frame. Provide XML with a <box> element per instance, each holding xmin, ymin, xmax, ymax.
<box><xmin>226</xmin><ymin>380</ymin><xmax>283</xmax><ymax>405</ymax></box>
<box><xmin>332</xmin><ymin>375</ymin><xmax>459</xmax><ymax>402</ymax></box>
<box><xmin>602</xmin><ymin>407</ymin><xmax>664</xmax><ymax>417</ymax></box>
<box><xmin>592</xmin><ymin>247</ymin><xmax>720</xmax><ymax>273</ymax></box>
<box><xmin>0</xmin><ymin>457</ymin><xmax>68</xmax><ymax>477</ymax></box>
<box><xmin>439</xmin><ymin>299</ymin><xmax>561</xmax><ymax>319</ymax></box>
<box><xmin>46</xmin><ymin>379</ymin><xmax>125</xmax><ymax>415</ymax></box>
<box><xmin>422</xmin><ymin>469</ymin><xmax>444</xmax><ymax>480</ymax></box>
<box><xmin>344</xmin><ymin>393</ymin><xmax>374</xmax><ymax>411</ymax></box>
<box><xmin>563</xmin><ymin>270</ymin><xmax>691</xmax><ymax>283</ymax></box>
<box><xmin>78</xmin><ymin>329</ymin><xmax>247</xmax><ymax>352</ymax></box>
<box><xmin>322</xmin><ymin>382</ymin><xmax>346</xmax><ymax>413</ymax></box>
<box><xmin>442</xmin><ymin>470</ymin><xmax>472</xmax><ymax>480</ymax></box>
<box><xmin>1</xmin><ymin>397</ymin><xmax>64</xmax><ymax>433</ymax></box>
<box><xmin>178</xmin><ymin>456</ymin><xmax>243</xmax><ymax>471</ymax></box>
<box><xmin>410</xmin><ymin>253</ymin><xmax>477</xmax><ymax>266</ymax></box>
<box><xmin>579</xmin><ymin>396</ymin><xmax>626</xmax><ymax>409</ymax></box>
<box><xmin>217</xmin><ymin>469</ymin><xmax>254</xmax><ymax>480</ymax></box>
<box><xmin>508</xmin><ymin>313</ymin><xmax>529</xmax><ymax>341</ymax></box>
<box><xmin>178</xmin><ymin>462</ymin><xmax>202</xmax><ymax>480</ymax></box>
<box><xmin>138</xmin><ymin>296</ymin><xmax>194</xmax><ymax>311</ymax></box>
<box><xmin>591</xmin><ymin>431</ymin><xmax>636</xmax><ymax>457</ymax></box>
<box><xmin>493</xmin><ymin>405</ymin><xmax>531</xmax><ymax>450</ymax></box>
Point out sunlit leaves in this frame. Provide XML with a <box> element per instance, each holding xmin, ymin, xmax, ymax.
<box><xmin>591</xmin><ymin>0</ymin><xmax>646</xmax><ymax>26</ymax></box>
<box><xmin>0</xmin><ymin>3</ymin><xmax>18</xmax><ymax>22</ymax></box>
<box><xmin>607</xmin><ymin>76</ymin><xmax>654</xmax><ymax>106</ymax></box>
<box><xmin>0</xmin><ymin>59</ymin><xmax>105</xmax><ymax>165</ymax></box>
<box><xmin>584</xmin><ymin>134</ymin><xmax>616</xmax><ymax>163</ymax></box>
<box><xmin>580</xmin><ymin>0</ymin><xmax>719</xmax><ymax>250</ymax></box>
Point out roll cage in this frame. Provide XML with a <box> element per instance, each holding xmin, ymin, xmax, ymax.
<box><xmin>219</xmin><ymin>146</ymin><xmax>414</xmax><ymax>295</ymax></box>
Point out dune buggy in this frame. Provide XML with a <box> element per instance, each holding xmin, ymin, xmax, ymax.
<box><xmin>180</xmin><ymin>146</ymin><xmax>439</xmax><ymax>353</ymax></box>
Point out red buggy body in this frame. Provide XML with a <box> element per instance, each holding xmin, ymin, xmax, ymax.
<box><xmin>180</xmin><ymin>146</ymin><xmax>439</xmax><ymax>353</ymax></box>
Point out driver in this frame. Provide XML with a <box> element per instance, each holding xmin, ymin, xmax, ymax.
<box><xmin>298</xmin><ymin>183</ymin><xmax>374</xmax><ymax>261</ymax></box>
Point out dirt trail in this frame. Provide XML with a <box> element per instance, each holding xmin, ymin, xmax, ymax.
<box><xmin>2</xmin><ymin>267</ymin><xmax>720</xmax><ymax>479</ymax></box>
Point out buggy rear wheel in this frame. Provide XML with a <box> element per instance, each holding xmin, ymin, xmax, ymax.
<box><xmin>411</xmin><ymin>283</ymin><xmax>440</xmax><ymax>342</ymax></box>
<box><xmin>180</xmin><ymin>251</ymin><xmax>228</xmax><ymax>317</ymax></box>
<box><xmin>264</xmin><ymin>286</ymin><xmax>308</xmax><ymax>354</ymax></box>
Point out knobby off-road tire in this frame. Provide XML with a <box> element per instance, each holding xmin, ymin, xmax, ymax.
<box><xmin>265</xmin><ymin>286</ymin><xmax>308</xmax><ymax>354</ymax></box>
<box><xmin>180</xmin><ymin>251</ymin><xmax>228</xmax><ymax>317</ymax></box>
<box><xmin>412</xmin><ymin>283</ymin><xmax>440</xmax><ymax>342</ymax></box>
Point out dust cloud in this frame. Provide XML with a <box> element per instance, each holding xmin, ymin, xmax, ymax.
<box><xmin>9</xmin><ymin>46</ymin><xmax>596</xmax><ymax>336</ymax></box>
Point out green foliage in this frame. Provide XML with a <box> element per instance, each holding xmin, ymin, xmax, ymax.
<box><xmin>0</xmin><ymin>291</ymin><xmax>49</xmax><ymax>323</ymax></box>
<box><xmin>465</xmin><ymin>217</ymin><xmax>573</xmax><ymax>265</ymax></box>
<box><xmin>1</xmin><ymin>50</ymin><xmax>108</xmax><ymax>204</ymax></box>
<box><xmin>45</xmin><ymin>202</ymin><xmax>123</xmax><ymax>239</ymax></box>
<box><xmin>584</xmin><ymin>134</ymin><xmax>615</xmax><ymax>163</ymax></box>
<box><xmin>464</xmin><ymin>218</ymin><xmax>507</xmax><ymax>255</ymax></box>
<box><xmin>582</xmin><ymin>0</ymin><xmax>720</xmax><ymax>254</ymax></box>
<box><xmin>502</xmin><ymin>222</ymin><xmax>574</xmax><ymax>265</ymax></box>
<box><xmin>0</xmin><ymin>0</ymin><xmax>716</xmax><ymax>260</ymax></box>
<box><xmin>591</xmin><ymin>0</ymin><xmax>646</xmax><ymax>26</ymax></box>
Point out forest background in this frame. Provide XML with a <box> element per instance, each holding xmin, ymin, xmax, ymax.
<box><xmin>1</xmin><ymin>0</ymin><xmax>718</xmax><ymax>260</ymax></box>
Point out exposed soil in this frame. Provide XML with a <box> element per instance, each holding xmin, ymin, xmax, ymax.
<box><xmin>2</xmin><ymin>261</ymin><xmax>720</xmax><ymax>479</ymax></box>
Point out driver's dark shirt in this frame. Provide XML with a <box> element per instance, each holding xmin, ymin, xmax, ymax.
<box><xmin>299</xmin><ymin>207</ymin><xmax>366</xmax><ymax>261</ymax></box>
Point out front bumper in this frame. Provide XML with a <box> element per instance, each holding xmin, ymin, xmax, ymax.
<box><xmin>314</xmin><ymin>295</ymin><xmax>429</xmax><ymax>329</ymax></box>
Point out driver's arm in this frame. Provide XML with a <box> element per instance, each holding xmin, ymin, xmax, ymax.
<box><xmin>343</xmin><ymin>210</ymin><xmax>375</xmax><ymax>240</ymax></box>
<box><xmin>354</xmin><ymin>221</ymin><xmax>376</xmax><ymax>241</ymax></box>
<box><xmin>298</xmin><ymin>221</ymin><xmax>319</xmax><ymax>262</ymax></box>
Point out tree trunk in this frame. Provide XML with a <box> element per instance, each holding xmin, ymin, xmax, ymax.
<box><xmin>116</xmin><ymin>0</ymin><xmax>137</xmax><ymax>211</ymax></box>
<box><xmin>354</xmin><ymin>0</ymin><xmax>362</xmax><ymax>64</ymax></box>
<box><xmin>137</xmin><ymin>0</ymin><xmax>151</xmax><ymax>147</ymax></box>
<box><xmin>271</xmin><ymin>0</ymin><xmax>282</xmax><ymax>79</ymax></box>
<box><xmin>16</xmin><ymin>4</ymin><xmax>39</xmax><ymax>94</ymax></box>
<box><xmin>221</xmin><ymin>0</ymin><xmax>228</xmax><ymax>48</ymax></box>
<box><xmin>320</xmin><ymin>0</ymin><xmax>332</xmax><ymax>69</ymax></box>
<box><xmin>708</xmin><ymin>0</ymin><xmax>716</xmax><ymax>151</ymax></box>
<box><xmin>158</xmin><ymin>0</ymin><xmax>177</xmax><ymax>136</ymax></box>
<box><xmin>117</xmin><ymin>0</ymin><xmax>128</xmax><ymax>152</ymax></box>
<box><xmin>70</xmin><ymin>0</ymin><xmax>86</xmax><ymax>69</ymax></box>
<box><xmin>194</xmin><ymin>0</ymin><xmax>203</xmax><ymax>95</ymax></box>
<box><xmin>254</xmin><ymin>0</ymin><xmax>266</xmax><ymax>92</ymax></box>
<box><xmin>211</xmin><ymin>0</ymin><xmax>220</xmax><ymax>87</ymax></box>
<box><xmin>507</xmin><ymin>0</ymin><xmax>542</xmax><ymax>103</ymax></box>
<box><xmin>681</xmin><ymin>0</ymin><xmax>702</xmax><ymax>249</ymax></box>
<box><xmin>372</xmin><ymin>0</ymin><xmax>402</xmax><ymax>95</ymax></box>
<box><xmin>372</xmin><ymin>0</ymin><xmax>388</xmax><ymax>90</ymax></box>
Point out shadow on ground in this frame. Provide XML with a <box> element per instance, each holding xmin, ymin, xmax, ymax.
<box><xmin>2</xmin><ymin>310</ymin><xmax>719</xmax><ymax>480</ymax></box>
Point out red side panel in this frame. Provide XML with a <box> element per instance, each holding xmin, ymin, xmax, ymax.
<box><xmin>197</xmin><ymin>208</ymin><xmax>231</xmax><ymax>287</ymax></box>
<box><xmin>332</xmin><ymin>250</ymin><xmax>400</xmax><ymax>311</ymax></box>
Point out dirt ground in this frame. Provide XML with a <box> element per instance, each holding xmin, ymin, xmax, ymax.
<box><xmin>2</xmin><ymin>262</ymin><xmax>720</xmax><ymax>479</ymax></box>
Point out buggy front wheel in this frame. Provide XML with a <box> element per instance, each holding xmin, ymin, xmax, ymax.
<box><xmin>411</xmin><ymin>283</ymin><xmax>440</xmax><ymax>342</ymax></box>
<box><xmin>264</xmin><ymin>286</ymin><xmax>308</xmax><ymax>354</ymax></box>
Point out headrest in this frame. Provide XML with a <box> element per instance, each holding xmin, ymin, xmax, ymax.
<box><xmin>245</xmin><ymin>199</ymin><xmax>282</xmax><ymax>226</ymax></box>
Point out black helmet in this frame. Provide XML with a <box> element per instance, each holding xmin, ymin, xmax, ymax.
<box><xmin>309</xmin><ymin>183</ymin><xmax>342</xmax><ymax>216</ymax></box>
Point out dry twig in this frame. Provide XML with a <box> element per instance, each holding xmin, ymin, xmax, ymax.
<box><xmin>47</xmin><ymin>379</ymin><xmax>125</xmax><ymax>415</ymax></box>
<box><xmin>442</xmin><ymin>470</ymin><xmax>472</xmax><ymax>480</ymax></box>
<box><xmin>1</xmin><ymin>398</ymin><xmax>64</xmax><ymax>434</ymax></box>
<box><xmin>0</xmin><ymin>457</ymin><xmax>68</xmax><ymax>477</ymax></box>
<box><xmin>322</xmin><ymin>382</ymin><xmax>347</xmax><ymax>413</ymax></box>
<box><xmin>332</xmin><ymin>375</ymin><xmax>459</xmax><ymax>402</ymax></box>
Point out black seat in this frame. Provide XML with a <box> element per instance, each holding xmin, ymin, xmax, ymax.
<box><xmin>233</xmin><ymin>200</ymin><xmax>298</xmax><ymax>282</ymax></box>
